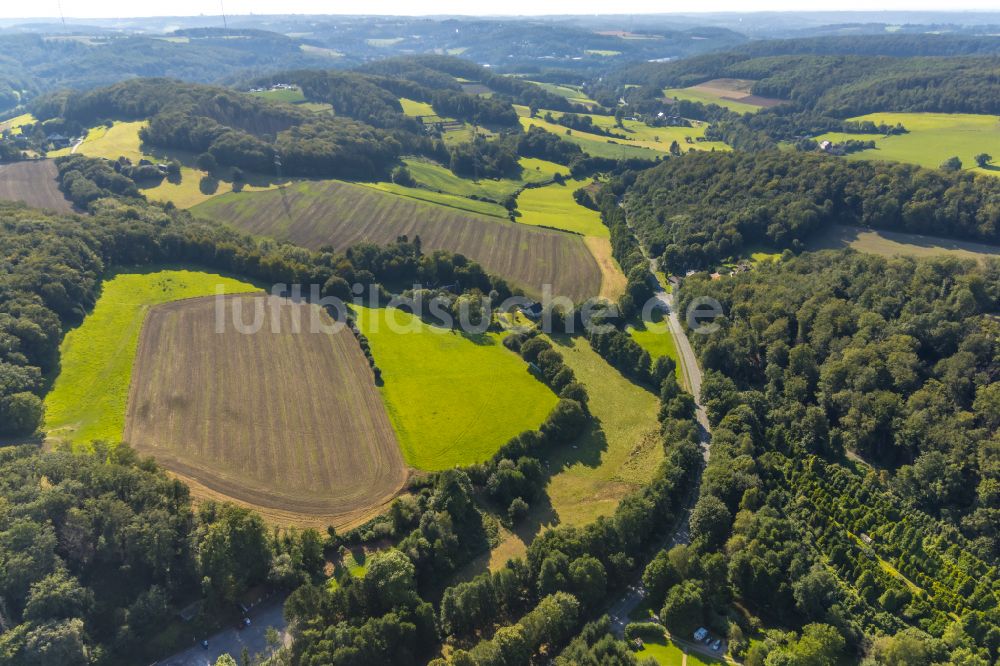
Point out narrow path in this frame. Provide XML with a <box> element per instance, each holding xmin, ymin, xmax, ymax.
<box><xmin>70</xmin><ymin>136</ymin><xmax>84</xmax><ymax>154</ymax></box>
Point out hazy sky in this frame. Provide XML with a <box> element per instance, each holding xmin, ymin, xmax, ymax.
<box><xmin>3</xmin><ymin>1</ymin><xmax>1000</xmax><ymax>20</ymax></box>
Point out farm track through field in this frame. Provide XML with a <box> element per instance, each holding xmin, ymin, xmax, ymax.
<box><xmin>0</xmin><ymin>161</ymin><xmax>74</xmax><ymax>213</ymax></box>
<box><xmin>124</xmin><ymin>295</ymin><xmax>407</xmax><ymax>527</ymax></box>
<box><xmin>193</xmin><ymin>180</ymin><xmax>603</xmax><ymax>302</ymax></box>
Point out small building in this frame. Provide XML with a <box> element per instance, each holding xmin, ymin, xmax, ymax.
<box><xmin>694</xmin><ymin>627</ymin><xmax>709</xmax><ymax>641</ymax></box>
<box><xmin>819</xmin><ymin>140</ymin><xmax>832</xmax><ymax>152</ymax></box>
<box><xmin>860</xmin><ymin>533</ymin><xmax>873</xmax><ymax>545</ymax></box>
<box><xmin>46</xmin><ymin>133</ymin><xmax>70</xmax><ymax>148</ymax></box>
<box><xmin>521</xmin><ymin>302</ymin><xmax>543</xmax><ymax>320</ymax></box>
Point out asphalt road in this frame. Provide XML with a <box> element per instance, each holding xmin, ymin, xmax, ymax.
<box><xmin>606</xmin><ymin>207</ymin><xmax>713</xmax><ymax>637</ymax></box>
<box><xmin>154</xmin><ymin>598</ymin><xmax>288</xmax><ymax>666</ymax></box>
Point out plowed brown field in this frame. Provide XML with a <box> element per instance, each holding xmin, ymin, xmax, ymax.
<box><xmin>124</xmin><ymin>294</ymin><xmax>407</xmax><ymax>527</ymax></box>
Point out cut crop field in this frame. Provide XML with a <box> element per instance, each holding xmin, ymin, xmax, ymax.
<box><xmin>192</xmin><ymin>179</ymin><xmax>603</xmax><ymax>302</ymax></box>
<box><xmin>664</xmin><ymin>78</ymin><xmax>785</xmax><ymax>113</ymax></box>
<box><xmin>814</xmin><ymin>112</ymin><xmax>1000</xmax><ymax>176</ymax></box>
<box><xmin>45</xmin><ymin>269</ymin><xmax>259</xmax><ymax>446</ymax></box>
<box><xmin>0</xmin><ymin>161</ymin><xmax>74</xmax><ymax>213</ymax></box>
<box><xmin>124</xmin><ymin>295</ymin><xmax>407</xmax><ymax>527</ymax></box>
<box><xmin>353</xmin><ymin>305</ymin><xmax>558</xmax><ymax>470</ymax></box>
<box><xmin>516</xmin><ymin>178</ymin><xmax>607</xmax><ymax>237</ymax></box>
<box><xmin>808</xmin><ymin>225</ymin><xmax>1000</xmax><ymax>263</ymax></box>
<box><xmin>50</xmin><ymin>120</ymin><xmax>280</xmax><ymax>208</ymax></box>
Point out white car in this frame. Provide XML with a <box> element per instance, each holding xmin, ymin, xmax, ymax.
<box><xmin>711</xmin><ymin>639</ymin><xmax>722</xmax><ymax>652</ymax></box>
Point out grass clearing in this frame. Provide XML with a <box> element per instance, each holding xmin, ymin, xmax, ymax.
<box><xmin>49</xmin><ymin>120</ymin><xmax>282</xmax><ymax>208</ymax></box>
<box><xmin>519</xmin><ymin>113</ymin><xmax>666</xmax><ymax>160</ymax></box>
<box><xmin>192</xmin><ymin>179</ymin><xmax>603</xmax><ymax>302</ymax></box>
<box><xmin>486</xmin><ymin>335</ymin><xmax>663</xmax><ymax>564</ymax></box>
<box><xmin>516</xmin><ymin>178</ymin><xmax>607</xmax><ymax>237</ymax></box>
<box><xmin>398</xmin><ymin>156</ymin><xmax>564</xmax><ymax>205</ymax></box>
<box><xmin>400</xmin><ymin>98</ymin><xmax>437</xmax><ymax>117</ymax></box>
<box><xmin>526</xmin><ymin>81</ymin><xmax>599</xmax><ymax>107</ymax></box>
<box><xmin>124</xmin><ymin>295</ymin><xmax>406</xmax><ymax>527</ymax></box>
<box><xmin>365</xmin><ymin>181</ymin><xmax>509</xmax><ymax>217</ymax></box>
<box><xmin>627</xmin><ymin>310</ymin><xmax>679</xmax><ymax>372</ymax></box>
<box><xmin>45</xmin><ymin>269</ymin><xmax>259</xmax><ymax>447</ymax></box>
<box><xmin>0</xmin><ymin>112</ymin><xmax>36</xmax><ymax>135</ymax></box>
<box><xmin>808</xmin><ymin>224</ymin><xmax>1000</xmax><ymax>263</ymax></box>
<box><xmin>636</xmin><ymin>634</ymin><xmax>726</xmax><ymax>666</ymax></box>
<box><xmin>353</xmin><ymin>305</ymin><xmax>558</xmax><ymax>470</ymax></box>
<box><xmin>250</xmin><ymin>87</ymin><xmax>307</xmax><ymax>104</ymax></box>
<box><xmin>0</xmin><ymin>161</ymin><xmax>74</xmax><ymax>213</ymax></box>
<box><xmin>814</xmin><ymin>112</ymin><xmax>1000</xmax><ymax>176</ymax></box>
<box><xmin>539</xmin><ymin>108</ymin><xmax>728</xmax><ymax>154</ymax></box>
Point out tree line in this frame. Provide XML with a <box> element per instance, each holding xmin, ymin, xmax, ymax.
<box><xmin>624</xmin><ymin>150</ymin><xmax>1000</xmax><ymax>273</ymax></box>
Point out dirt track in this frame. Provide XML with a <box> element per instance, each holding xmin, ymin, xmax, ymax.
<box><xmin>0</xmin><ymin>161</ymin><xmax>74</xmax><ymax>213</ymax></box>
<box><xmin>124</xmin><ymin>295</ymin><xmax>407</xmax><ymax>527</ymax></box>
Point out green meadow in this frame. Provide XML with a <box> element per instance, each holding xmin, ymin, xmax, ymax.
<box><xmin>540</xmin><ymin>108</ymin><xmax>728</xmax><ymax>153</ymax></box>
<box><xmin>50</xmin><ymin>120</ymin><xmax>281</xmax><ymax>208</ymax></box>
<box><xmin>353</xmin><ymin>306</ymin><xmax>558</xmax><ymax>470</ymax></box>
<box><xmin>516</xmin><ymin>178</ymin><xmax>608</xmax><ymax>237</ymax></box>
<box><xmin>365</xmin><ymin>181</ymin><xmax>510</xmax><ymax>217</ymax></box>
<box><xmin>526</xmin><ymin>81</ymin><xmax>599</xmax><ymax>107</ymax></box>
<box><xmin>45</xmin><ymin>269</ymin><xmax>259</xmax><ymax>447</ymax></box>
<box><xmin>635</xmin><ymin>634</ymin><xmax>725</xmax><ymax>666</ymax></box>
<box><xmin>399</xmin><ymin>98</ymin><xmax>436</xmax><ymax>117</ymax></box>
<box><xmin>627</xmin><ymin>313</ymin><xmax>679</xmax><ymax>371</ymax></box>
<box><xmin>400</xmin><ymin>156</ymin><xmax>566</xmax><ymax>203</ymax></box>
<box><xmin>815</xmin><ymin>112</ymin><xmax>1000</xmax><ymax>176</ymax></box>
<box><xmin>250</xmin><ymin>86</ymin><xmax>307</xmax><ymax>104</ymax></box>
<box><xmin>518</xmin><ymin>113</ymin><xmax>666</xmax><ymax>160</ymax></box>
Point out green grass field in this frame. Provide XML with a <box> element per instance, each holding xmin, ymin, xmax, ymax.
<box><xmin>50</xmin><ymin>121</ymin><xmax>281</xmax><ymax>208</ymax></box>
<box><xmin>814</xmin><ymin>112</ymin><xmax>1000</xmax><ymax>177</ymax></box>
<box><xmin>542</xmin><ymin>335</ymin><xmax>663</xmax><ymax>526</ymax></box>
<box><xmin>636</xmin><ymin>635</ymin><xmax>724</xmax><ymax>666</ymax></box>
<box><xmin>353</xmin><ymin>305</ymin><xmax>558</xmax><ymax>470</ymax></box>
<box><xmin>526</xmin><ymin>81</ymin><xmax>599</xmax><ymax>107</ymax></box>
<box><xmin>400</xmin><ymin>98</ymin><xmax>436</xmax><ymax>117</ymax></box>
<box><xmin>539</xmin><ymin>109</ymin><xmax>728</xmax><ymax>153</ymax></box>
<box><xmin>45</xmin><ymin>269</ymin><xmax>259</xmax><ymax>447</ymax></box>
<box><xmin>516</xmin><ymin>179</ymin><xmax>608</xmax><ymax>237</ymax></box>
<box><xmin>518</xmin><ymin>113</ymin><xmax>666</xmax><ymax>160</ymax></box>
<box><xmin>627</xmin><ymin>312</ymin><xmax>679</xmax><ymax>370</ymax></box>
<box><xmin>365</xmin><ymin>181</ymin><xmax>510</xmax><ymax>217</ymax></box>
<box><xmin>400</xmin><ymin>156</ymin><xmax>565</xmax><ymax>204</ymax></box>
<box><xmin>250</xmin><ymin>87</ymin><xmax>307</xmax><ymax>104</ymax></box>
<box><xmin>0</xmin><ymin>113</ymin><xmax>35</xmax><ymax>135</ymax></box>
<box><xmin>518</xmin><ymin>109</ymin><xmax>727</xmax><ymax>158</ymax></box>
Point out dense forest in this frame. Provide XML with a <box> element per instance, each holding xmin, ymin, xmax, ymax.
<box><xmin>654</xmin><ymin>251</ymin><xmax>1000</xmax><ymax>663</ymax></box>
<box><xmin>624</xmin><ymin>151</ymin><xmax>1000</xmax><ymax>272</ymax></box>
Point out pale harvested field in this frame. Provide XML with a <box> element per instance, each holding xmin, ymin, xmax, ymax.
<box><xmin>124</xmin><ymin>294</ymin><xmax>407</xmax><ymax>527</ymax></box>
<box><xmin>0</xmin><ymin>161</ymin><xmax>73</xmax><ymax>213</ymax></box>
<box><xmin>810</xmin><ymin>225</ymin><xmax>1000</xmax><ymax>263</ymax></box>
<box><xmin>192</xmin><ymin>179</ymin><xmax>603</xmax><ymax>302</ymax></box>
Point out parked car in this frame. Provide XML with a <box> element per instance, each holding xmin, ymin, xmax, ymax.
<box><xmin>711</xmin><ymin>639</ymin><xmax>722</xmax><ymax>651</ymax></box>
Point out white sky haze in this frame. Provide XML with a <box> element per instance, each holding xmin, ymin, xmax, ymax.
<box><xmin>3</xmin><ymin>1</ymin><xmax>1000</xmax><ymax>20</ymax></box>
